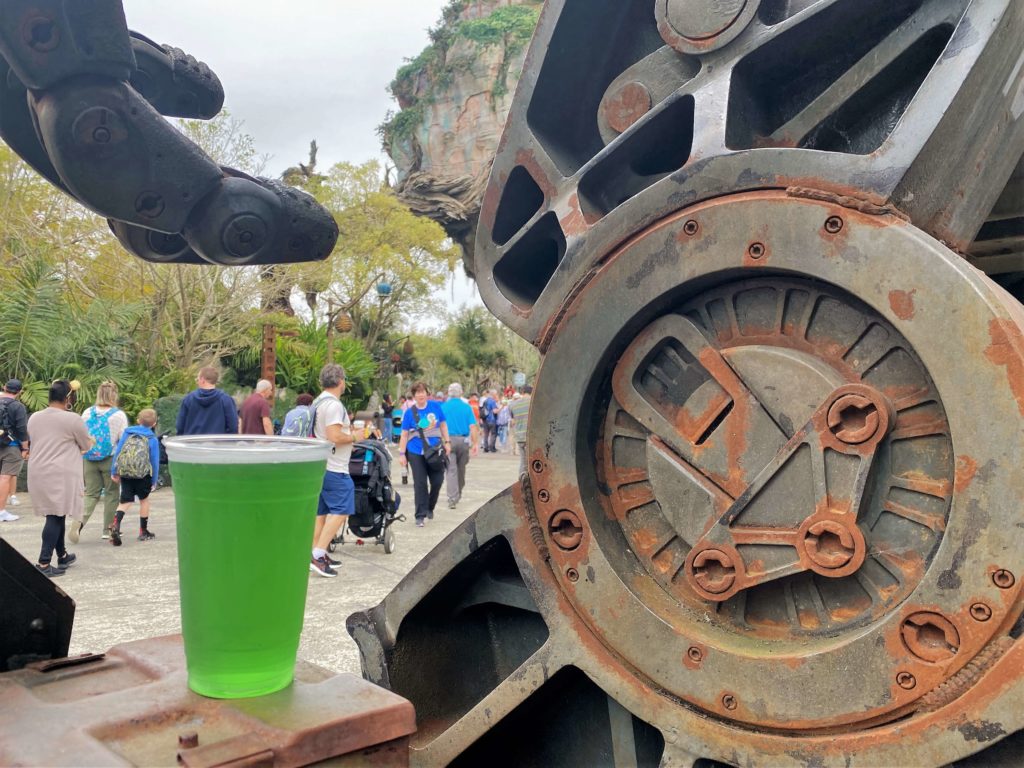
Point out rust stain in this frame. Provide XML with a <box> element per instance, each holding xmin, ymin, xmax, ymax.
<box><xmin>889</xmin><ymin>289</ymin><xmax>917</xmax><ymax>320</ymax></box>
<box><xmin>984</xmin><ymin>318</ymin><xmax>1024</xmax><ymax>417</ymax></box>
<box><xmin>559</xmin><ymin>193</ymin><xmax>588</xmax><ymax>238</ymax></box>
<box><xmin>954</xmin><ymin>456</ymin><xmax>979</xmax><ymax>493</ymax></box>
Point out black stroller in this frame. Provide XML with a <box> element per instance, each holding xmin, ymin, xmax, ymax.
<box><xmin>329</xmin><ymin>440</ymin><xmax>402</xmax><ymax>554</ymax></box>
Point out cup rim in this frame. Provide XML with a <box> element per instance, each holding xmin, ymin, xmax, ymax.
<box><xmin>165</xmin><ymin>435</ymin><xmax>332</xmax><ymax>465</ymax></box>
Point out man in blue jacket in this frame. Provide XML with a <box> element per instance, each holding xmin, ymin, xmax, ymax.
<box><xmin>176</xmin><ymin>366</ymin><xmax>238</xmax><ymax>435</ymax></box>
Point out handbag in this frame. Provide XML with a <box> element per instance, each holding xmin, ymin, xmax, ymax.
<box><xmin>411</xmin><ymin>405</ymin><xmax>449</xmax><ymax>471</ymax></box>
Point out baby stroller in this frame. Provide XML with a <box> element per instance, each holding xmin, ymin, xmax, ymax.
<box><xmin>329</xmin><ymin>439</ymin><xmax>402</xmax><ymax>554</ymax></box>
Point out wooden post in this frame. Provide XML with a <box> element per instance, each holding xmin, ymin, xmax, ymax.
<box><xmin>261</xmin><ymin>324</ymin><xmax>276</xmax><ymax>383</ymax></box>
<box><xmin>326</xmin><ymin>300</ymin><xmax>335</xmax><ymax>364</ymax></box>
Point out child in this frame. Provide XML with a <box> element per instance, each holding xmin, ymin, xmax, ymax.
<box><xmin>109</xmin><ymin>408</ymin><xmax>161</xmax><ymax>546</ymax></box>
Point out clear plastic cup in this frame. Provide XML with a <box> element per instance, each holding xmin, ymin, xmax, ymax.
<box><xmin>165</xmin><ymin>436</ymin><xmax>330</xmax><ymax>698</ymax></box>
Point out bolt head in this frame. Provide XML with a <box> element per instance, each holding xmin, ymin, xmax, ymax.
<box><xmin>748</xmin><ymin>242</ymin><xmax>765</xmax><ymax>259</ymax></box>
<box><xmin>722</xmin><ymin>693</ymin><xmax>738</xmax><ymax>710</ymax></box>
<box><xmin>993</xmin><ymin>569</ymin><xmax>1015</xmax><ymax>589</ymax></box>
<box><xmin>896</xmin><ymin>672</ymin><xmax>916</xmax><ymax>690</ymax></box>
<box><xmin>683</xmin><ymin>220</ymin><xmax>699</xmax><ymax>236</ymax></box>
<box><xmin>566</xmin><ymin>568</ymin><xmax>579</xmax><ymax>583</ymax></box>
<box><xmin>969</xmin><ymin>603</ymin><xmax>992</xmax><ymax>622</ymax></box>
<box><xmin>687</xmin><ymin>646</ymin><xmax>702</xmax><ymax>663</ymax></box>
<box><xmin>825</xmin><ymin>216</ymin><xmax>844</xmax><ymax>234</ymax></box>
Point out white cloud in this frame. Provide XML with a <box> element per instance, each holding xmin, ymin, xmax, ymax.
<box><xmin>122</xmin><ymin>0</ymin><xmax>448</xmax><ymax>173</ymax></box>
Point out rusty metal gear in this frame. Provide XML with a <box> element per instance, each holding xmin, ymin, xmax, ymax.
<box><xmin>351</xmin><ymin>1</ymin><xmax>1024</xmax><ymax>765</ymax></box>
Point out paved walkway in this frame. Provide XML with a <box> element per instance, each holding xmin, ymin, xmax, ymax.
<box><xmin>0</xmin><ymin>449</ymin><xmax>520</xmax><ymax>676</ymax></box>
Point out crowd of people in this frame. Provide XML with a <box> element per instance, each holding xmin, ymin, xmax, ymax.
<box><xmin>0</xmin><ymin>365</ymin><xmax>533</xmax><ymax>581</ymax></box>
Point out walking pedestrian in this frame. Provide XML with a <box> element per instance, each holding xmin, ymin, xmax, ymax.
<box><xmin>398</xmin><ymin>382</ymin><xmax>451</xmax><ymax>527</ymax></box>
<box><xmin>509</xmin><ymin>385</ymin><xmax>533</xmax><ymax>475</ymax></box>
<box><xmin>240</xmin><ymin>379</ymin><xmax>275</xmax><ymax>435</ymax></box>
<box><xmin>108</xmin><ymin>409</ymin><xmax>161</xmax><ymax>545</ymax></box>
<box><xmin>73</xmin><ymin>381</ymin><xmax>128</xmax><ymax>542</ymax></box>
<box><xmin>0</xmin><ymin>379</ymin><xmax>29</xmax><ymax>523</ymax></box>
<box><xmin>481</xmin><ymin>389</ymin><xmax>499</xmax><ymax>452</ymax></box>
<box><xmin>176</xmin><ymin>366</ymin><xmax>238</xmax><ymax>435</ymax></box>
<box><xmin>309</xmin><ymin>364</ymin><xmax>355</xmax><ymax>577</ymax></box>
<box><xmin>27</xmin><ymin>380</ymin><xmax>94</xmax><ymax>577</ymax></box>
<box><xmin>441</xmin><ymin>383</ymin><xmax>478</xmax><ymax>509</ymax></box>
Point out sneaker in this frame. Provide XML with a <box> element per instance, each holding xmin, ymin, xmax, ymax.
<box><xmin>415</xmin><ymin>519</ymin><xmax>425</xmax><ymax>528</ymax></box>
<box><xmin>8</xmin><ymin>495</ymin><xmax>20</xmax><ymax>506</ymax></box>
<box><xmin>109</xmin><ymin>527</ymin><xmax>122</xmax><ymax>547</ymax></box>
<box><xmin>101</xmin><ymin>531</ymin><xmax>111</xmax><ymax>540</ymax></box>
<box><xmin>137</xmin><ymin>530</ymin><xmax>156</xmax><ymax>542</ymax></box>
<box><xmin>325</xmin><ymin>554</ymin><xmax>342</xmax><ymax>568</ymax></box>
<box><xmin>57</xmin><ymin>552</ymin><xmax>76</xmax><ymax>568</ymax></box>
<box><xmin>68</xmin><ymin>522</ymin><xmax>83</xmax><ymax>544</ymax></box>
<box><xmin>309</xmin><ymin>556</ymin><xmax>337</xmax><ymax>578</ymax></box>
<box><xmin>0</xmin><ymin>510</ymin><xmax>19</xmax><ymax>522</ymax></box>
<box><xmin>448</xmin><ymin>501</ymin><xmax>457</xmax><ymax>509</ymax></box>
<box><xmin>35</xmin><ymin>563</ymin><xmax>65</xmax><ymax>577</ymax></box>
<box><xmin>427</xmin><ymin>511</ymin><xmax>434</xmax><ymax>520</ymax></box>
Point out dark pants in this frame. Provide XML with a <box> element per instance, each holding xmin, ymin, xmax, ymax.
<box><xmin>482</xmin><ymin>421</ymin><xmax>498</xmax><ymax>452</ymax></box>
<box><xmin>408</xmin><ymin>452</ymin><xmax>444</xmax><ymax>520</ymax></box>
<box><xmin>39</xmin><ymin>515</ymin><xmax>67</xmax><ymax>565</ymax></box>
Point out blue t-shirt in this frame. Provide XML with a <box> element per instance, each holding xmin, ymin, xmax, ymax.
<box><xmin>441</xmin><ymin>398</ymin><xmax>475</xmax><ymax>437</ymax></box>
<box><xmin>402</xmin><ymin>401</ymin><xmax>446</xmax><ymax>455</ymax></box>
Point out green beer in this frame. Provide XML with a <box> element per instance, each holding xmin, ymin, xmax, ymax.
<box><xmin>165</xmin><ymin>436</ymin><xmax>329</xmax><ymax>699</ymax></box>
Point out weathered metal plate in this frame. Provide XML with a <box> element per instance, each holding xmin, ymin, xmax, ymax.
<box><xmin>0</xmin><ymin>634</ymin><xmax>415</xmax><ymax>767</ymax></box>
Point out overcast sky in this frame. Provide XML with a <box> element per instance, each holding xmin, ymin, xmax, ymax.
<box><xmin>121</xmin><ymin>0</ymin><xmax>482</xmax><ymax>312</ymax></box>
<box><xmin>121</xmin><ymin>0</ymin><xmax>449</xmax><ymax>174</ymax></box>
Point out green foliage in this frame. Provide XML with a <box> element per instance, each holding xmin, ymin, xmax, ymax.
<box><xmin>227</xmin><ymin>321</ymin><xmax>376</xmax><ymax>410</ymax></box>
<box><xmin>154</xmin><ymin>394</ymin><xmax>184</xmax><ymax>436</ymax></box>
<box><xmin>457</xmin><ymin>6</ymin><xmax>539</xmax><ymax>51</ymax></box>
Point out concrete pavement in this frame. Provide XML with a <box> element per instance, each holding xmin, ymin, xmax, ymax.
<box><xmin>0</xmin><ymin>448</ymin><xmax>520</xmax><ymax>677</ymax></box>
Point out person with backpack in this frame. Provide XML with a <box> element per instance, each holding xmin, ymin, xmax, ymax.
<box><xmin>280</xmin><ymin>393</ymin><xmax>315</xmax><ymax>437</ymax></box>
<box><xmin>480</xmin><ymin>389</ymin><xmax>500</xmax><ymax>453</ymax></box>
<box><xmin>72</xmin><ymin>381</ymin><xmax>129</xmax><ymax>543</ymax></box>
<box><xmin>0</xmin><ymin>379</ymin><xmax>30</xmax><ymax>523</ymax></box>
<box><xmin>108</xmin><ymin>408</ymin><xmax>161</xmax><ymax>546</ymax></box>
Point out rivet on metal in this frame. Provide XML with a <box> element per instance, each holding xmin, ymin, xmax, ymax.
<box><xmin>531</xmin><ymin>459</ymin><xmax>544</xmax><ymax>474</ymax></box>
<box><xmin>896</xmin><ymin>672</ymin><xmax>917</xmax><ymax>690</ymax></box>
<box><xmin>178</xmin><ymin>732</ymin><xmax>199</xmax><ymax>749</ymax></box>
<box><xmin>748</xmin><ymin>242</ymin><xmax>765</xmax><ymax>259</ymax></box>
<box><xmin>23</xmin><ymin>17</ymin><xmax>59</xmax><ymax>52</ymax></box>
<box><xmin>566</xmin><ymin>567</ymin><xmax>579</xmax><ymax>582</ymax></box>
<box><xmin>683</xmin><ymin>219</ymin><xmax>699</xmax><ymax>236</ymax></box>
<box><xmin>722</xmin><ymin>694</ymin><xmax>737</xmax><ymax>710</ymax></box>
<box><xmin>824</xmin><ymin>216</ymin><xmax>845</xmax><ymax>234</ymax></box>
<box><xmin>969</xmin><ymin>603</ymin><xmax>992</xmax><ymax>622</ymax></box>
<box><xmin>687</xmin><ymin>646</ymin><xmax>702</xmax><ymax>663</ymax></box>
<box><xmin>537</xmin><ymin>489</ymin><xmax>551</xmax><ymax>503</ymax></box>
<box><xmin>993</xmin><ymin>569</ymin><xmax>1015</xmax><ymax>589</ymax></box>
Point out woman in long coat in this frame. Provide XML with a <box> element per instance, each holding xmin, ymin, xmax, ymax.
<box><xmin>27</xmin><ymin>380</ymin><xmax>93</xmax><ymax>576</ymax></box>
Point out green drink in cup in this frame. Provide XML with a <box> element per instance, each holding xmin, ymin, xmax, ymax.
<box><xmin>165</xmin><ymin>436</ymin><xmax>330</xmax><ymax>699</ymax></box>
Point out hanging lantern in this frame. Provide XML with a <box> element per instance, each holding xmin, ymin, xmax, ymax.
<box><xmin>402</xmin><ymin>339</ymin><xmax>414</xmax><ymax>356</ymax></box>
<box><xmin>334</xmin><ymin>312</ymin><xmax>353</xmax><ymax>333</ymax></box>
<box><xmin>376</xmin><ymin>282</ymin><xmax>393</xmax><ymax>297</ymax></box>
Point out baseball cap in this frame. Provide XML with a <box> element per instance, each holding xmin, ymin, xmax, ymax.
<box><xmin>4</xmin><ymin>379</ymin><xmax>23</xmax><ymax>393</ymax></box>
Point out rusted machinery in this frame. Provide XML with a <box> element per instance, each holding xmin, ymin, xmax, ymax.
<box><xmin>2</xmin><ymin>0</ymin><xmax>1023</xmax><ymax>765</ymax></box>
<box><xmin>348</xmin><ymin>0</ymin><xmax>1024</xmax><ymax>765</ymax></box>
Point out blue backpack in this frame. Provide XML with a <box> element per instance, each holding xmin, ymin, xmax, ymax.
<box><xmin>281</xmin><ymin>405</ymin><xmax>313</xmax><ymax>437</ymax></box>
<box><xmin>83</xmin><ymin>407</ymin><xmax>119</xmax><ymax>461</ymax></box>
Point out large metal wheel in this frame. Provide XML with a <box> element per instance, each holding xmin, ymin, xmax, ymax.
<box><xmin>349</xmin><ymin>0</ymin><xmax>1024</xmax><ymax>764</ymax></box>
<box><xmin>350</xmin><ymin>193</ymin><xmax>1024</xmax><ymax>766</ymax></box>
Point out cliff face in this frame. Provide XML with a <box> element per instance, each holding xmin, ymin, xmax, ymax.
<box><xmin>380</xmin><ymin>0</ymin><xmax>540</xmax><ymax>274</ymax></box>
